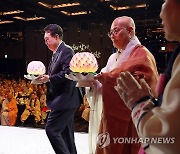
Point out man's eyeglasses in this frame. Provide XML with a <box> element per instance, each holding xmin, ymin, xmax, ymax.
<box><xmin>107</xmin><ymin>28</ymin><xmax>125</xmax><ymax>38</ymax></box>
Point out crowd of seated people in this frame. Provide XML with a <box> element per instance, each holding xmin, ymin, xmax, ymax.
<box><xmin>0</xmin><ymin>76</ymin><xmax>50</xmax><ymax>127</ymax></box>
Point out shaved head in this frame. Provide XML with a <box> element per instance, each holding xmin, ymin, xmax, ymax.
<box><xmin>109</xmin><ymin>16</ymin><xmax>136</xmax><ymax>50</ymax></box>
<box><xmin>112</xmin><ymin>16</ymin><xmax>135</xmax><ymax>36</ymax></box>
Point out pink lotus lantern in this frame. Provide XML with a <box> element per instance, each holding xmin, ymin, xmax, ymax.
<box><xmin>27</xmin><ymin>61</ymin><xmax>46</xmax><ymax>75</ymax></box>
<box><xmin>66</xmin><ymin>52</ymin><xmax>98</xmax><ymax>87</ymax></box>
<box><xmin>24</xmin><ymin>61</ymin><xmax>46</xmax><ymax>83</ymax></box>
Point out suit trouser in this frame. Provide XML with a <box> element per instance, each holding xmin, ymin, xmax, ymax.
<box><xmin>45</xmin><ymin>108</ymin><xmax>77</xmax><ymax>154</ymax></box>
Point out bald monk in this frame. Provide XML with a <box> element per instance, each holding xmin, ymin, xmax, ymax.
<box><xmin>95</xmin><ymin>16</ymin><xmax>159</xmax><ymax>154</ymax></box>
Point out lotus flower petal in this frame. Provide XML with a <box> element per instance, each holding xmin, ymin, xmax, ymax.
<box><xmin>70</xmin><ymin>52</ymin><xmax>98</xmax><ymax>73</ymax></box>
<box><xmin>27</xmin><ymin>61</ymin><xmax>46</xmax><ymax>75</ymax></box>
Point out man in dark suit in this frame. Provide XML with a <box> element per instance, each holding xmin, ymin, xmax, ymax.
<box><xmin>37</xmin><ymin>24</ymin><xmax>82</xmax><ymax>154</ymax></box>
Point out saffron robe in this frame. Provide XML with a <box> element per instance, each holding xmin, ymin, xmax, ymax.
<box><xmin>96</xmin><ymin>45</ymin><xmax>159</xmax><ymax>154</ymax></box>
<box><xmin>7</xmin><ymin>98</ymin><xmax>18</xmax><ymax>126</ymax></box>
<box><xmin>1</xmin><ymin>98</ymin><xmax>18</xmax><ymax>126</ymax></box>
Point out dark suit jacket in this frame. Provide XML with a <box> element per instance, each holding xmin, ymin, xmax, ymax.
<box><xmin>46</xmin><ymin>41</ymin><xmax>82</xmax><ymax>110</ymax></box>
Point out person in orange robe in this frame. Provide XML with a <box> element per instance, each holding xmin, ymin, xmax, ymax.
<box><xmin>1</xmin><ymin>92</ymin><xmax>18</xmax><ymax>126</ymax></box>
<box><xmin>7</xmin><ymin>93</ymin><xmax>18</xmax><ymax>126</ymax></box>
<box><xmin>95</xmin><ymin>16</ymin><xmax>159</xmax><ymax>154</ymax></box>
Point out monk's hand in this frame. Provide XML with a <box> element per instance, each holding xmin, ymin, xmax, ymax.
<box><xmin>114</xmin><ymin>71</ymin><xmax>152</xmax><ymax>110</ymax></box>
<box><xmin>94</xmin><ymin>73</ymin><xmax>103</xmax><ymax>82</ymax></box>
